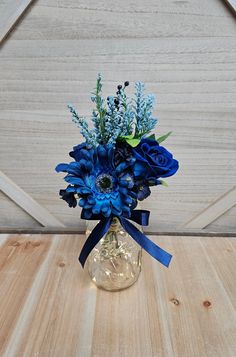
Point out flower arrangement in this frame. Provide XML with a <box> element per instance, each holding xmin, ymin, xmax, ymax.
<box><xmin>56</xmin><ymin>74</ymin><xmax>179</xmax><ymax>269</ymax></box>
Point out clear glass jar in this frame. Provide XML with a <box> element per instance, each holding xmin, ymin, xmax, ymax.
<box><xmin>85</xmin><ymin>217</ymin><xmax>142</xmax><ymax>291</ymax></box>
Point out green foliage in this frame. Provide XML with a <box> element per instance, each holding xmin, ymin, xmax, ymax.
<box><xmin>91</xmin><ymin>73</ymin><xmax>107</xmax><ymax>142</ymax></box>
<box><xmin>160</xmin><ymin>180</ymin><xmax>168</xmax><ymax>187</ymax></box>
<box><xmin>157</xmin><ymin>131</ymin><xmax>172</xmax><ymax>144</ymax></box>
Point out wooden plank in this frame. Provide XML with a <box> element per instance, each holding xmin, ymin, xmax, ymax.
<box><xmin>0</xmin><ymin>170</ymin><xmax>65</xmax><ymax>227</ymax></box>
<box><xmin>2</xmin><ymin>0</ymin><xmax>236</xmax><ymax>40</ymax></box>
<box><xmin>0</xmin><ymin>234</ymin><xmax>9</xmax><ymax>247</ymax></box>
<box><xmin>0</xmin><ymin>0</ymin><xmax>35</xmax><ymax>45</ymax></box>
<box><xmin>0</xmin><ymin>234</ymin><xmax>236</xmax><ymax>356</ymax></box>
<box><xmin>1</xmin><ymin>227</ymin><xmax>236</xmax><ymax>237</ymax></box>
<box><xmin>183</xmin><ymin>186</ymin><xmax>236</xmax><ymax>229</ymax></box>
<box><xmin>1</xmin><ymin>234</ymin><xmax>97</xmax><ymax>357</ymax></box>
<box><xmin>150</xmin><ymin>235</ymin><xmax>236</xmax><ymax>357</ymax></box>
<box><xmin>207</xmin><ymin>205</ymin><xmax>236</xmax><ymax>232</ymax></box>
<box><xmin>200</xmin><ymin>237</ymin><xmax>236</xmax><ymax>309</ymax></box>
<box><xmin>0</xmin><ymin>234</ymin><xmax>52</xmax><ymax>355</ymax></box>
<box><xmin>0</xmin><ymin>191</ymin><xmax>41</xmax><ymax>228</ymax></box>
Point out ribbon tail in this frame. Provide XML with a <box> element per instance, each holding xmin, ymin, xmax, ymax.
<box><xmin>129</xmin><ymin>209</ymin><xmax>150</xmax><ymax>226</ymax></box>
<box><xmin>119</xmin><ymin>217</ymin><xmax>172</xmax><ymax>268</ymax></box>
<box><xmin>79</xmin><ymin>217</ymin><xmax>111</xmax><ymax>268</ymax></box>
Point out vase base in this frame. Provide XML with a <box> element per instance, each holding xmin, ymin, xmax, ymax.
<box><xmin>87</xmin><ymin>250</ymin><xmax>142</xmax><ymax>291</ymax></box>
<box><xmin>89</xmin><ymin>270</ymin><xmax>141</xmax><ymax>292</ymax></box>
<box><xmin>92</xmin><ymin>277</ymin><xmax>138</xmax><ymax>292</ymax></box>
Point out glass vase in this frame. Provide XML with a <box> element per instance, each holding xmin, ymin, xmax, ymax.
<box><xmin>85</xmin><ymin>217</ymin><xmax>142</xmax><ymax>291</ymax></box>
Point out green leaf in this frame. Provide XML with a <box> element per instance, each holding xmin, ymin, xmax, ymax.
<box><xmin>116</xmin><ymin>136</ymin><xmax>126</xmax><ymax>142</ymax></box>
<box><xmin>157</xmin><ymin>131</ymin><xmax>172</xmax><ymax>144</ymax></box>
<box><xmin>121</xmin><ymin>134</ymin><xmax>135</xmax><ymax>140</ymax></box>
<box><xmin>147</xmin><ymin>134</ymin><xmax>156</xmax><ymax>140</ymax></box>
<box><xmin>160</xmin><ymin>180</ymin><xmax>168</xmax><ymax>187</ymax></box>
<box><xmin>126</xmin><ymin>138</ymin><xmax>141</xmax><ymax>147</ymax></box>
<box><xmin>118</xmin><ymin>134</ymin><xmax>134</xmax><ymax>142</ymax></box>
<box><xmin>118</xmin><ymin>133</ymin><xmax>141</xmax><ymax>147</ymax></box>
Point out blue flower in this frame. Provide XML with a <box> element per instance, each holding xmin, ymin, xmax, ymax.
<box><xmin>135</xmin><ymin>182</ymin><xmax>151</xmax><ymax>201</ymax></box>
<box><xmin>59</xmin><ymin>187</ymin><xmax>77</xmax><ymax>207</ymax></box>
<box><xmin>114</xmin><ymin>142</ymin><xmax>136</xmax><ymax>167</ymax></box>
<box><xmin>55</xmin><ymin>143</ymin><xmax>137</xmax><ymax>218</ymax></box>
<box><xmin>132</xmin><ymin>178</ymin><xmax>162</xmax><ymax>201</ymax></box>
<box><xmin>132</xmin><ymin>138</ymin><xmax>179</xmax><ymax>180</ymax></box>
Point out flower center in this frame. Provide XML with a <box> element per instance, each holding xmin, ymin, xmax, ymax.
<box><xmin>157</xmin><ymin>155</ymin><xmax>166</xmax><ymax>164</ymax></box>
<box><xmin>96</xmin><ymin>173</ymin><xmax>113</xmax><ymax>193</ymax></box>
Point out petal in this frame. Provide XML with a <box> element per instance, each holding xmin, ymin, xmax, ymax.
<box><xmin>158</xmin><ymin>159</ymin><xmax>179</xmax><ymax>178</ymax></box>
<box><xmin>87</xmin><ymin>196</ymin><xmax>96</xmax><ymax>205</ymax></box>
<box><xmin>133</xmin><ymin>162</ymin><xmax>147</xmax><ymax>178</ymax></box>
<box><xmin>124</xmin><ymin>196</ymin><xmax>133</xmax><ymax>205</ymax></box>
<box><xmin>82</xmin><ymin>209</ymin><xmax>93</xmax><ymax>219</ymax></box>
<box><xmin>101</xmin><ymin>204</ymin><xmax>111</xmax><ymax>217</ymax></box>
<box><xmin>79</xmin><ymin>198</ymin><xmax>86</xmax><ymax>207</ymax></box>
<box><xmin>119</xmin><ymin>174</ymin><xmax>134</xmax><ymax>188</ymax></box>
<box><xmin>65</xmin><ymin>185</ymin><xmax>77</xmax><ymax>193</ymax></box>
<box><xmin>111</xmin><ymin>205</ymin><xmax>122</xmax><ymax>216</ymax></box>
<box><xmin>119</xmin><ymin>187</ymin><xmax>128</xmax><ymax>195</ymax></box>
<box><xmin>92</xmin><ymin>204</ymin><xmax>102</xmax><ymax>215</ymax></box>
<box><xmin>83</xmin><ymin>203</ymin><xmax>93</xmax><ymax>209</ymax></box>
<box><xmin>80</xmin><ymin>149</ymin><xmax>92</xmax><ymax>160</ymax></box>
<box><xmin>132</xmin><ymin>150</ymin><xmax>148</xmax><ymax>163</ymax></box>
<box><xmin>97</xmin><ymin>145</ymin><xmax>108</xmax><ymax>162</ymax></box>
<box><xmin>80</xmin><ymin>159</ymin><xmax>93</xmax><ymax>172</ymax></box>
<box><xmin>137</xmin><ymin>186</ymin><xmax>151</xmax><ymax>200</ymax></box>
<box><xmin>59</xmin><ymin>190</ymin><xmax>77</xmax><ymax>208</ymax></box>
<box><xmin>115</xmin><ymin>161</ymin><xmax>129</xmax><ymax>174</ymax></box>
<box><xmin>55</xmin><ymin>163</ymin><xmax>70</xmax><ymax>173</ymax></box>
<box><xmin>64</xmin><ymin>175</ymin><xmax>84</xmax><ymax>186</ymax></box>
<box><xmin>76</xmin><ymin>187</ymin><xmax>92</xmax><ymax>194</ymax></box>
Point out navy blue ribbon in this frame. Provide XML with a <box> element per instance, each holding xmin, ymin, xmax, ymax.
<box><xmin>79</xmin><ymin>209</ymin><xmax>172</xmax><ymax>268</ymax></box>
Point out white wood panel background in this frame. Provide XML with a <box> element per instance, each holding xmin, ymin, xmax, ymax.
<box><xmin>0</xmin><ymin>0</ymin><xmax>35</xmax><ymax>44</ymax></box>
<box><xmin>0</xmin><ymin>0</ymin><xmax>235</xmax><ymax>231</ymax></box>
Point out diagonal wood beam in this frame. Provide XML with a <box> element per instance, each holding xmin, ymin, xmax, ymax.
<box><xmin>223</xmin><ymin>0</ymin><xmax>236</xmax><ymax>15</ymax></box>
<box><xmin>182</xmin><ymin>186</ymin><xmax>236</xmax><ymax>229</ymax></box>
<box><xmin>0</xmin><ymin>0</ymin><xmax>36</xmax><ymax>46</ymax></box>
<box><xmin>0</xmin><ymin>170</ymin><xmax>65</xmax><ymax>228</ymax></box>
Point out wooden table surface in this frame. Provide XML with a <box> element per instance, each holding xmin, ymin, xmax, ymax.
<box><xmin>0</xmin><ymin>234</ymin><xmax>235</xmax><ymax>357</ymax></box>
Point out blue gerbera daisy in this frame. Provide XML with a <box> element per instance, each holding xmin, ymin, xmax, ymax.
<box><xmin>55</xmin><ymin>143</ymin><xmax>137</xmax><ymax>218</ymax></box>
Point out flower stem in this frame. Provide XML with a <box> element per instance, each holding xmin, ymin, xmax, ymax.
<box><xmin>101</xmin><ymin>218</ymin><xmax>120</xmax><ymax>256</ymax></box>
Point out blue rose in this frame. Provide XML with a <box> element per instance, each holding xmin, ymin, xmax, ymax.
<box><xmin>132</xmin><ymin>138</ymin><xmax>179</xmax><ymax>179</ymax></box>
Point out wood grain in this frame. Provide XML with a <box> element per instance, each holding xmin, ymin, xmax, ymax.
<box><xmin>0</xmin><ymin>0</ymin><xmax>35</xmax><ymax>45</ymax></box>
<box><xmin>0</xmin><ymin>191</ymin><xmax>41</xmax><ymax>228</ymax></box>
<box><xmin>183</xmin><ymin>186</ymin><xmax>236</xmax><ymax>229</ymax></box>
<box><xmin>207</xmin><ymin>205</ymin><xmax>236</xmax><ymax>232</ymax></box>
<box><xmin>0</xmin><ymin>234</ymin><xmax>52</xmax><ymax>355</ymax></box>
<box><xmin>0</xmin><ymin>0</ymin><xmax>236</xmax><ymax>231</ymax></box>
<box><xmin>0</xmin><ymin>233</ymin><xmax>236</xmax><ymax>356</ymax></box>
<box><xmin>3</xmin><ymin>0</ymin><xmax>236</xmax><ymax>40</ymax></box>
<box><xmin>0</xmin><ymin>170</ymin><xmax>65</xmax><ymax>227</ymax></box>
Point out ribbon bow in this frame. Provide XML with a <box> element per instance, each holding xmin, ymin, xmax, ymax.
<box><xmin>79</xmin><ymin>209</ymin><xmax>172</xmax><ymax>268</ymax></box>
